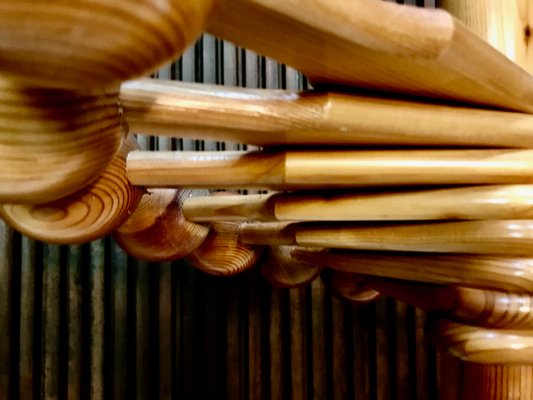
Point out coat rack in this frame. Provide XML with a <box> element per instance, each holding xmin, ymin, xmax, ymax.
<box><xmin>1</xmin><ymin>0</ymin><xmax>532</xmax><ymax>398</ymax></box>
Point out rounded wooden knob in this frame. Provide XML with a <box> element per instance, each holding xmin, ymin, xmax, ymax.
<box><xmin>114</xmin><ymin>188</ymin><xmax>210</xmax><ymax>262</ymax></box>
<box><xmin>0</xmin><ymin>135</ymin><xmax>142</xmax><ymax>244</ymax></box>
<box><xmin>187</xmin><ymin>221</ymin><xmax>264</xmax><ymax>276</ymax></box>
<box><xmin>430</xmin><ymin>319</ymin><xmax>533</xmax><ymax>364</ymax></box>
<box><xmin>0</xmin><ymin>81</ymin><xmax>123</xmax><ymax>203</ymax></box>
<box><xmin>260</xmin><ymin>245</ymin><xmax>323</xmax><ymax>288</ymax></box>
<box><xmin>0</xmin><ymin>0</ymin><xmax>214</xmax><ymax>88</ymax></box>
<box><xmin>322</xmin><ymin>270</ymin><xmax>382</xmax><ymax>304</ymax></box>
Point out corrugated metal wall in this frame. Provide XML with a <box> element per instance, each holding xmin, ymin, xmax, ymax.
<box><xmin>0</xmin><ymin>1</ymin><xmax>441</xmax><ymax>399</ymax></box>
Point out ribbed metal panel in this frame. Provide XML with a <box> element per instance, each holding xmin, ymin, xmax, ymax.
<box><xmin>0</xmin><ymin>2</ymin><xmax>440</xmax><ymax>399</ymax></box>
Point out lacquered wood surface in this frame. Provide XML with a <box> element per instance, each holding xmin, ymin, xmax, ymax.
<box><xmin>0</xmin><ymin>136</ymin><xmax>141</xmax><ymax>244</ymax></box>
<box><xmin>291</xmin><ymin>249</ymin><xmax>533</xmax><ymax>292</ymax></box>
<box><xmin>113</xmin><ymin>188</ymin><xmax>210</xmax><ymax>262</ymax></box>
<box><xmin>183</xmin><ymin>185</ymin><xmax>533</xmax><ymax>222</ymax></box>
<box><xmin>240</xmin><ymin>220</ymin><xmax>533</xmax><ymax>255</ymax></box>
<box><xmin>431</xmin><ymin>320</ymin><xmax>533</xmax><ymax>364</ymax></box>
<box><xmin>440</xmin><ymin>0</ymin><xmax>533</xmax><ymax>73</ymax></box>
<box><xmin>0</xmin><ymin>0</ymin><xmax>213</xmax><ymax>88</ymax></box>
<box><xmin>260</xmin><ymin>246</ymin><xmax>322</xmax><ymax>289</ymax></box>
<box><xmin>127</xmin><ymin>149</ymin><xmax>533</xmax><ymax>189</ymax></box>
<box><xmin>365</xmin><ymin>279</ymin><xmax>533</xmax><ymax>329</ymax></box>
<box><xmin>0</xmin><ymin>83</ymin><xmax>123</xmax><ymax>203</ymax></box>
<box><xmin>122</xmin><ymin>78</ymin><xmax>533</xmax><ymax>147</ymax></box>
<box><xmin>187</xmin><ymin>221</ymin><xmax>264</xmax><ymax>276</ymax></box>
<box><xmin>208</xmin><ymin>0</ymin><xmax>533</xmax><ymax>112</ymax></box>
<box><xmin>324</xmin><ymin>271</ymin><xmax>382</xmax><ymax>304</ymax></box>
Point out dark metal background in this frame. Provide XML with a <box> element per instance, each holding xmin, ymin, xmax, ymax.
<box><xmin>0</xmin><ymin>1</ymin><xmax>441</xmax><ymax>398</ymax></box>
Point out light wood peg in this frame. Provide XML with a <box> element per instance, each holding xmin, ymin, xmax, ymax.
<box><xmin>122</xmin><ymin>78</ymin><xmax>533</xmax><ymax>148</ymax></box>
<box><xmin>0</xmin><ymin>82</ymin><xmax>123</xmax><ymax>203</ymax></box>
<box><xmin>0</xmin><ymin>135</ymin><xmax>142</xmax><ymax>244</ymax></box>
<box><xmin>183</xmin><ymin>185</ymin><xmax>533</xmax><ymax>223</ymax></box>
<box><xmin>127</xmin><ymin>149</ymin><xmax>533</xmax><ymax>190</ymax></box>
<box><xmin>0</xmin><ymin>0</ymin><xmax>214</xmax><ymax>88</ymax></box>
<box><xmin>113</xmin><ymin>188</ymin><xmax>210</xmax><ymax>262</ymax></box>
<box><xmin>291</xmin><ymin>249</ymin><xmax>533</xmax><ymax>293</ymax></box>
<box><xmin>207</xmin><ymin>0</ymin><xmax>533</xmax><ymax>112</ymax></box>
<box><xmin>260</xmin><ymin>246</ymin><xmax>323</xmax><ymax>289</ymax></box>
<box><xmin>240</xmin><ymin>220</ymin><xmax>533</xmax><ymax>256</ymax></box>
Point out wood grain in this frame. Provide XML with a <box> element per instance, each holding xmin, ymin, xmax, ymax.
<box><xmin>122</xmin><ymin>78</ymin><xmax>533</xmax><ymax>147</ymax></box>
<box><xmin>0</xmin><ymin>135</ymin><xmax>142</xmax><ymax>244</ymax></box>
<box><xmin>241</xmin><ymin>220</ymin><xmax>533</xmax><ymax>255</ymax></box>
<box><xmin>440</xmin><ymin>0</ymin><xmax>533</xmax><ymax>73</ymax></box>
<box><xmin>460</xmin><ymin>363</ymin><xmax>533</xmax><ymax>400</ymax></box>
<box><xmin>297</xmin><ymin>220</ymin><xmax>533</xmax><ymax>255</ymax></box>
<box><xmin>207</xmin><ymin>0</ymin><xmax>533</xmax><ymax>112</ymax></box>
<box><xmin>0</xmin><ymin>82</ymin><xmax>123</xmax><ymax>203</ymax></box>
<box><xmin>260</xmin><ymin>246</ymin><xmax>322</xmax><ymax>288</ymax></box>
<box><xmin>184</xmin><ymin>185</ymin><xmax>533</xmax><ymax>222</ymax></box>
<box><xmin>127</xmin><ymin>149</ymin><xmax>533</xmax><ymax>190</ymax></box>
<box><xmin>323</xmin><ymin>270</ymin><xmax>382</xmax><ymax>304</ymax></box>
<box><xmin>113</xmin><ymin>188</ymin><xmax>210</xmax><ymax>262</ymax></box>
<box><xmin>431</xmin><ymin>319</ymin><xmax>533</xmax><ymax>364</ymax></box>
<box><xmin>0</xmin><ymin>0</ymin><xmax>213</xmax><ymax>88</ymax></box>
<box><xmin>187</xmin><ymin>221</ymin><xmax>264</xmax><ymax>276</ymax></box>
<box><xmin>365</xmin><ymin>279</ymin><xmax>533</xmax><ymax>330</ymax></box>
<box><xmin>291</xmin><ymin>249</ymin><xmax>533</xmax><ymax>293</ymax></box>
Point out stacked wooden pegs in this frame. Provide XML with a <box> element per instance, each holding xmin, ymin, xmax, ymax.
<box><xmin>2</xmin><ymin>0</ymin><xmax>533</xmax><ymax>399</ymax></box>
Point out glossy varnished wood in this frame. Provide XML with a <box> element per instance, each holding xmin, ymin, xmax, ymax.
<box><xmin>187</xmin><ymin>221</ymin><xmax>264</xmax><ymax>276</ymax></box>
<box><xmin>431</xmin><ymin>320</ymin><xmax>533</xmax><ymax>364</ymax></box>
<box><xmin>324</xmin><ymin>271</ymin><xmax>382</xmax><ymax>304</ymax></box>
<box><xmin>122</xmin><ymin>78</ymin><xmax>533</xmax><ymax>147</ymax></box>
<box><xmin>440</xmin><ymin>0</ymin><xmax>533</xmax><ymax>73</ymax></box>
<box><xmin>127</xmin><ymin>149</ymin><xmax>533</xmax><ymax>189</ymax></box>
<box><xmin>240</xmin><ymin>220</ymin><xmax>533</xmax><ymax>255</ymax></box>
<box><xmin>365</xmin><ymin>279</ymin><xmax>533</xmax><ymax>329</ymax></box>
<box><xmin>113</xmin><ymin>188</ymin><xmax>210</xmax><ymax>262</ymax></box>
<box><xmin>208</xmin><ymin>0</ymin><xmax>533</xmax><ymax>112</ymax></box>
<box><xmin>183</xmin><ymin>185</ymin><xmax>533</xmax><ymax>222</ymax></box>
<box><xmin>0</xmin><ymin>0</ymin><xmax>213</xmax><ymax>88</ymax></box>
<box><xmin>291</xmin><ymin>249</ymin><xmax>533</xmax><ymax>292</ymax></box>
<box><xmin>0</xmin><ymin>136</ymin><xmax>142</xmax><ymax>244</ymax></box>
<box><xmin>0</xmin><ymin>82</ymin><xmax>123</xmax><ymax>203</ymax></box>
<box><xmin>260</xmin><ymin>246</ymin><xmax>322</xmax><ymax>288</ymax></box>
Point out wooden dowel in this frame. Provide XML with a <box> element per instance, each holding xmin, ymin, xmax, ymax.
<box><xmin>207</xmin><ymin>0</ymin><xmax>533</xmax><ymax>112</ymax></box>
<box><xmin>127</xmin><ymin>149</ymin><xmax>533</xmax><ymax>190</ymax></box>
<box><xmin>291</xmin><ymin>249</ymin><xmax>533</xmax><ymax>292</ymax></box>
<box><xmin>122</xmin><ymin>78</ymin><xmax>533</xmax><ymax>147</ymax></box>
<box><xmin>240</xmin><ymin>220</ymin><xmax>533</xmax><ymax>256</ymax></box>
<box><xmin>439</xmin><ymin>0</ymin><xmax>533</xmax><ymax>74</ymax></box>
<box><xmin>183</xmin><ymin>185</ymin><xmax>533</xmax><ymax>222</ymax></box>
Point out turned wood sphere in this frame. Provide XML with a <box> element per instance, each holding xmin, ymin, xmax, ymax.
<box><xmin>0</xmin><ymin>81</ymin><xmax>124</xmax><ymax>203</ymax></box>
<box><xmin>0</xmin><ymin>135</ymin><xmax>142</xmax><ymax>244</ymax></box>
<box><xmin>114</xmin><ymin>188</ymin><xmax>210</xmax><ymax>262</ymax></box>
<box><xmin>0</xmin><ymin>0</ymin><xmax>214</xmax><ymax>88</ymax></box>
